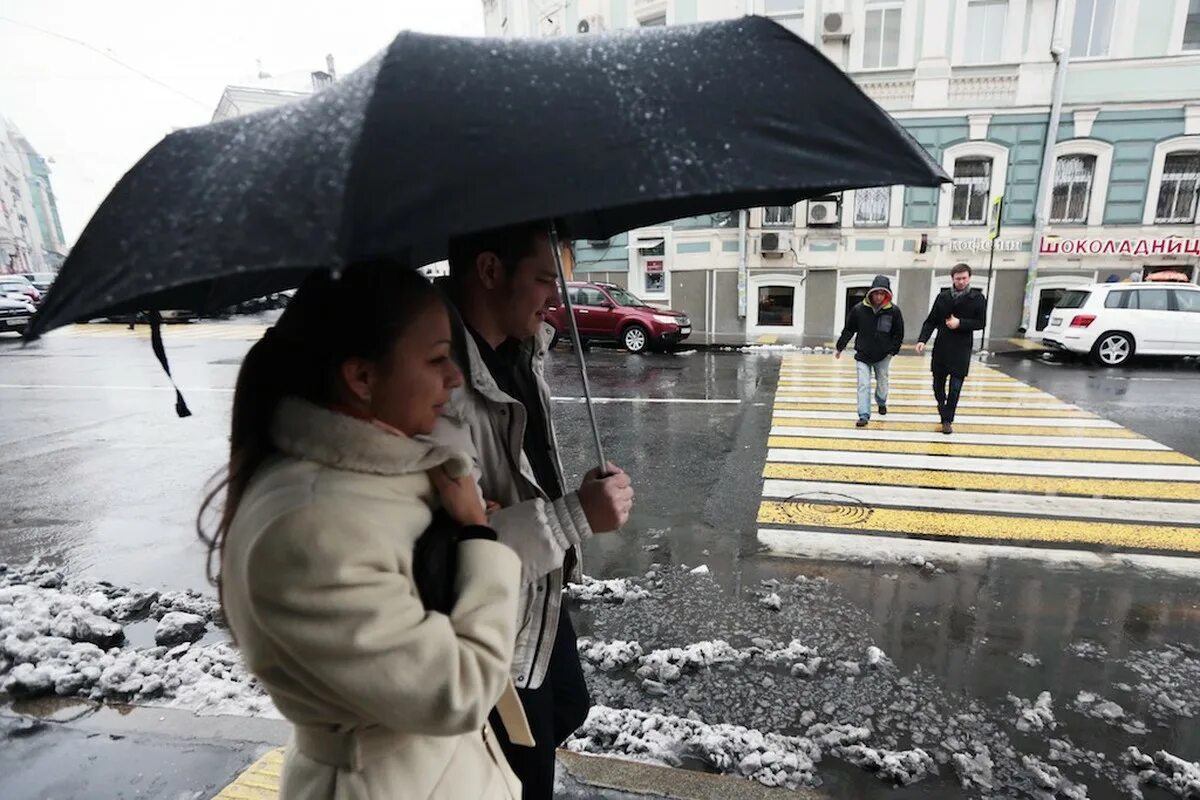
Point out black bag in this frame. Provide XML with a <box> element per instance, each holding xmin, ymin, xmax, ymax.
<box><xmin>411</xmin><ymin>508</ymin><xmax>461</xmax><ymax>614</ymax></box>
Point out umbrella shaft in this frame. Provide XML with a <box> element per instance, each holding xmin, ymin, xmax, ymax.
<box><xmin>548</xmin><ymin>223</ymin><xmax>608</xmax><ymax>476</ymax></box>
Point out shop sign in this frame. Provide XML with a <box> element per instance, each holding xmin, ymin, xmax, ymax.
<box><xmin>949</xmin><ymin>239</ymin><xmax>1023</xmax><ymax>252</ymax></box>
<box><xmin>1040</xmin><ymin>237</ymin><xmax>1200</xmax><ymax>256</ymax></box>
<box><xmin>645</xmin><ymin>259</ymin><xmax>664</xmax><ymax>272</ymax></box>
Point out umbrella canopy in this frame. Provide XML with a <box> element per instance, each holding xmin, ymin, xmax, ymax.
<box><xmin>30</xmin><ymin>16</ymin><xmax>946</xmax><ymax>337</ymax></box>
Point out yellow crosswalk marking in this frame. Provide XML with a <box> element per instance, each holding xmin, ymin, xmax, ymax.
<box><xmin>769</xmin><ymin>417</ymin><xmax>1141</xmax><ymax>438</ymax></box>
<box><xmin>766</xmin><ymin>435</ymin><xmax>1197</xmax><ymax>464</ymax></box>
<box><xmin>773</xmin><ymin>401</ymin><xmax>1092</xmax><ymax>418</ymax></box>
<box><xmin>762</xmin><ymin>462</ymin><xmax>1200</xmax><ymax>501</ymax></box>
<box><xmin>213</xmin><ymin>748</ymin><xmax>284</xmax><ymax>799</ymax></box>
<box><xmin>757</xmin><ymin>500</ymin><xmax>1200</xmax><ymax>554</ymax></box>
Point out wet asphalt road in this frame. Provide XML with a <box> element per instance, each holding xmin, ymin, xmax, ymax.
<box><xmin>3</xmin><ymin>323</ymin><xmax>1200</xmax><ymax>797</ymax></box>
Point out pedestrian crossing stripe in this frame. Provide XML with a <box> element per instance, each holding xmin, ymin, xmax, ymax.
<box><xmin>756</xmin><ymin>500</ymin><xmax>1200</xmax><ymax>554</ymax></box>
<box><xmin>766</xmin><ymin>447</ymin><xmax>1200</xmax><ymax>480</ymax></box>
<box><xmin>777</xmin><ymin>379</ymin><xmax>1044</xmax><ymax>393</ymax></box>
<box><xmin>777</xmin><ymin>372</ymin><xmax>1023</xmax><ymax>384</ymax></box>
<box><xmin>768</xmin><ymin>425</ymin><xmax>1166</xmax><ymax>450</ymax></box>
<box><xmin>774</xmin><ymin>393</ymin><xmax>1078</xmax><ymax>409</ymax></box>
<box><xmin>773</xmin><ymin>401</ymin><xmax>1092</xmax><ymax>418</ymax></box>
<box><xmin>771</xmin><ymin>409</ymin><xmax>1122</xmax><ymax>428</ymax></box>
<box><xmin>761</xmin><ymin>462</ymin><xmax>1200</xmax><ymax>501</ymax></box>
<box><xmin>769</xmin><ymin>416</ymin><xmax>1140</xmax><ymax>438</ymax></box>
<box><xmin>776</xmin><ymin>387</ymin><xmax>1049</xmax><ymax>399</ymax></box>
<box><xmin>213</xmin><ymin>747</ymin><xmax>283</xmax><ymax>799</ymax></box>
<box><xmin>761</xmin><ymin>479</ymin><xmax>1200</xmax><ymax>524</ymax></box>
<box><xmin>767</xmin><ymin>435</ymin><xmax>1196</xmax><ymax>464</ymax></box>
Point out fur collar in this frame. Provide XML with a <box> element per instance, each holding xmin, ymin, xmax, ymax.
<box><xmin>271</xmin><ymin>397</ymin><xmax>470</xmax><ymax>477</ymax></box>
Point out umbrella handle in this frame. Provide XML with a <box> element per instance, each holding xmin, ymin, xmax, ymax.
<box><xmin>548</xmin><ymin>221</ymin><xmax>608</xmax><ymax>477</ymax></box>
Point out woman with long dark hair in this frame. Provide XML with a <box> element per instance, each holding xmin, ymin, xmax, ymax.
<box><xmin>199</xmin><ymin>265</ymin><xmax>526</xmax><ymax>799</ymax></box>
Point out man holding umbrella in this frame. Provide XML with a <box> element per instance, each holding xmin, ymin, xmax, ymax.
<box><xmin>433</xmin><ymin>222</ymin><xmax>635</xmax><ymax>799</ymax></box>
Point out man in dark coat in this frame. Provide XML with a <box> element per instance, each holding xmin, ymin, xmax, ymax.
<box><xmin>916</xmin><ymin>263</ymin><xmax>988</xmax><ymax>435</ymax></box>
<box><xmin>836</xmin><ymin>275</ymin><xmax>904</xmax><ymax>427</ymax></box>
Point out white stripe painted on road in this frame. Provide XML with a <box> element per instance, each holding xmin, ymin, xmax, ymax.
<box><xmin>778</xmin><ymin>386</ymin><xmax>1047</xmax><ymax>399</ymax></box>
<box><xmin>770</xmin><ymin>409</ymin><xmax>1122</xmax><ymax>427</ymax></box>
<box><xmin>761</xmin><ymin>479</ymin><xmax>1200</xmax><ymax>523</ymax></box>
<box><xmin>766</xmin><ymin>447</ymin><xmax>1200</xmax><ymax>480</ymax></box>
<box><xmin>756</xmin><ymin>528</ymin><xmax>1200</xmax><ymax>577</ymax></box>
<box><xmin>768</xmin><ymin>425</ymin><xmax>1167</xmax><ymax>450</ymax></box>
<box><xmin>774</xmin><ymin>393</ymin><xmax>1079</xmax><ymax>410</ymax></box>
<box><xmin>551</xmin><ymin>396</ymin><xmax>744</xmax><ymax>404</ymax></box>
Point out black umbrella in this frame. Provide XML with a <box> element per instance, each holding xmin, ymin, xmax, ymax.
<box><xmin>30</xmin><ymin>16</ymin><xmax>946</xmax><ymax>466</ymax></box>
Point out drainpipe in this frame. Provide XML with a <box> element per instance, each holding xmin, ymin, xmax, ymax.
<box><xmin>1020</xmin><ymin>0</ymin><xmax>1072</xmax><ymax>334</ymax></box>
<box><xmin>737</xmin><ymin>209</ymin><xmax>749</xmax><ymax>320</ymax></box>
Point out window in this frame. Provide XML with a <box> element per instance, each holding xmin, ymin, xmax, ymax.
<box><xmin>964</xmin><ymin>0</ymin><xmax>1007</xmax><ymax>63</ymax></box>
<box><xmin>1057</xmin><ymin>290</ymin><xmax>1092</xmax><ymax>309</ymax></box>
<box><xmin>639</xmin><ymin>13</ymin><xmax>667</xmax><ymax>26</ymax></box>
<box><xmin>855</xmin><ymin>186</ymin><xmax>891</xmax><ymax>226</ymax></box>
<box><xmin>1173</xmin><ymin>289</ymin><xmax>1200</xmax><ymax>312</ymax></box>
<box><xmin>765</xmin><ymin>0</ymin><xmax>805</xmax><ymax>37</ymax></box>
<box><xmin>1104</xmin><ymin>290</ymin><xmax>1133</xmax><ymax>309</ymax></box>
<box><xmin>763</xmin><ymin>205</ymin><xmax>795</xmax><ymax>227</ymax></box>
<box><xmin>757</xmin><ymin>285</ymin><xmax>795</xmax><ymax>326</ymax></box>
<box><xmin>1185</xmin><ymin>0</ymin><xmax>1200</xmax><ymax>50</ymax></box>
<box><xmin>864</xmin><ymin>0</ymin><xmax>903</xmax><ymax>68</ymax></box>
<box><xmin>1050</xmin><ymin>154</ymin><xmax>1096</xmax><ymax>224</ymax></box>
<box><xmin>1155</xmin><ymin>152</ymin><xmax>1200</xmax><ymax>223</ymax></box>
<box><xmin>606</xmin><ymin>286</ymin><xmax>646</xmax><ymax>307</ymax></box>
<box><xmin>1071</xmin><ymin>0</ymin><xmax>1115</xmax><ymax>57</ymax></box>
<box><xmin>950</xmin><ymin>157</ymin><xmax>993</xmax><ymax>225</ymax></box>
<box><xmin>1136</xmin><ymin>288</ymin><xmax>1171</xmax><ymax>311</ymax></box>
<box><xmin>575</xmin><ymin>287</ymin><xmax>609</xmax><ymax>306</ymax></box>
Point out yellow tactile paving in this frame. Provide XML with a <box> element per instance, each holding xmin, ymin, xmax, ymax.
<box><xmin>757</xmin><ymin>501</ymin><xmax>1200</xmax><ymax>554</ymax></box>
<box><xmin>761</xmin><ymin>462</ymin><xmax>1200</xmax><ymax>501</ymax></box>
<box><xmin>766</xmin><ymin>435</ymin><xmax>1197</xmax><ymax>464</ymax></box>
<box><xmin>762</xmin><ymin>355</ymin><xmax>1200</xmax><ymax>556</ymax></box>
<box><xmin>773</xmin><ymin>401</ymin><xmax>1094</xmax><ymax>418</ymax></box>
<box><xmin>769</xmin><ymin>417</ymin><xmax>1142</xmax><ymax>438</ymax></box>
<box><xmin>213</xmin><ymin>747</ymin><xmax>283</xmax><ymax>799</ymax></box>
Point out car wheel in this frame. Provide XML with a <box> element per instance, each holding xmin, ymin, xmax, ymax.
<box><xmin>622</xmin><ymin>324</ymin><xmax>649</xmax><ymax>353</ymax></box>
<box><xmin>1093</xmin><ymin>332</ymin><xmax>1134</xmax><ymax>366</ymax></box>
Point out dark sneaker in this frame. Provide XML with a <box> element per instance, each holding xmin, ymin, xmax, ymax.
<box><xmin>879</xmin><ymin>404</ymin><xmax>888</xmax><ymax>416</ymax></box>
<box><xmin>856</xmin><ymin>418</ymin><xmax>869</xmax><ymax>428</ymax></box>
<box><xmin>941</xmin><ymin>422</ymin><xmax>953</xmax><ymax>435</ymax></box>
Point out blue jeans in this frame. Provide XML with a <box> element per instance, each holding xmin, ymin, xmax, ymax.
<box><xmin>856</xmin><ymin>356</ymin><xmax>890</xmax><ymax>420</ymax></box>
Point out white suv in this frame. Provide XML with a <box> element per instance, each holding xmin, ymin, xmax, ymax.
<box><xmin>1041</xmin><ymin>282</ymin><xmax>1200</xmax><ymax>366</ymax></box>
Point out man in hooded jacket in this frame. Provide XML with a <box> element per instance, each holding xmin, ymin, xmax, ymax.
<box><xmin>836</xmin><ymin>275</ymin><xmax>904</xmax><ymax>427</ymax></box>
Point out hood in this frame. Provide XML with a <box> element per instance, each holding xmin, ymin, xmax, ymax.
<box><xmin>864</xmin><ymin>275</ymin><xmax>893</xmax><ymax>308</ymax></box>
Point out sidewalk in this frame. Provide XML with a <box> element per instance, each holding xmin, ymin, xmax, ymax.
<box><xmin>0</xmin><ymin>700</ymin><xmax>821</xmax><ymax>800</ymax></box>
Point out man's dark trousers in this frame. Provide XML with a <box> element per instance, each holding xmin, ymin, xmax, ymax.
<box><xmin>488</xmin><ymin>611</ymin><xmax>591</xmax><ymax>799</ymax></box>
<box><xmin>932</xmin><ymin>366</ymin><xmax>965</xmax><ymax>423</ymax></box>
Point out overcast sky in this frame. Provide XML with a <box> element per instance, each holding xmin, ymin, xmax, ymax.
<box><xmin>1</xmin><ymin>0</ymin><xmax>485</xmax><ymax>246</ymax></box>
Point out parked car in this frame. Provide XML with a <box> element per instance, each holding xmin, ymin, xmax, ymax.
<box><xmin>1040</xmin><ymin>282</ymin><xmax>1200</xmax><ymax>366</ymax></box>
<box><xmin>0</xmin><ymin>276</ymin><xmax>41</xmax><ymax>305</ymax></box>
<box><xmin>22</xmin><ymin>272</ymin><xmax>56</xmax><ymax>294</ymax></box>
<box><xmin>546</xmin><ymin>281</ymin><xmax>691</xmax><ymax>353</ymax></box>
<box><xmin>0</xmin><ymin>295</ymin><xmax>35</xmax><ymax>335</ymax></box>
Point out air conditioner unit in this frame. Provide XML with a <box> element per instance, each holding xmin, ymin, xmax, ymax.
<box><xmin>807</xmin><ymin>198</ymin><xmax>840</xmax><ymax>226</ymax></box>
<box><xmin>760</xmin><ymin>231</ymin><xmax>791</xmax><ymax>256</ymax></box>
<box><xmin>821</xmin><ymin>11</ymin><xmax>852</xmax><ymax>39</ymax></box>
<box><xmin>577</xmin><ymin>14</ymin><xmax>607</xmax><ymax>33</ymax></box>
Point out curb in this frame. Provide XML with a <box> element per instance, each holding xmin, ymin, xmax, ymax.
<box><xmin>559</xmin><ymin>750</ymin><xmax>824</xmax><ymax>799</ymax></box>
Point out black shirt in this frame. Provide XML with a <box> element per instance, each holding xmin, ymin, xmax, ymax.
<box><xmin>467</xmin><ymin>327</ymin><xmax>564</xmax><ymax>501</ymax></box>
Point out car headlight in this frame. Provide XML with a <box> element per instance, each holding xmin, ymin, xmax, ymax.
<box><xmin>652</xmin><ymin>314</ymin><xmax>678</xmax><ymax>325</ymax></box>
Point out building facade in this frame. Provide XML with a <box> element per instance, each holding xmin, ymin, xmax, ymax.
<box><xmin>0</xmin><ymin>117</ymin><xmax>66</xmax><ymax>275</ymax></box>
<box><xmin>484</xmin><ymin>0</ymin><xmax>1200</xmax><ymax>342</ymax></box>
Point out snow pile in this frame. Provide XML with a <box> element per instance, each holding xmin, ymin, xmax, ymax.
<box><xmin>152</xmin><ymin>590</ymin><xmax>222</xmax><ymax>624</ymax></box>
<box><xmin>564</xmin><ymin>576</ymin><xmax>650</xmax><ymax>604</ymax></box>
<box><xmin>155</xmin><ymin>612</ymin><xmax>207</xmax><ymax>646</ymax></box>
<box><xmin>865</xmin><ymin>646</ymin><xmax>892</xmax><ymax>670</ymax></box>
<box><xmin>567</xmin><ymin>705</ymin><xmax>823</xmax><ymax>789</ymax></box>
<box><xmin>577</xmin><ymin>638</ymin><xmax>644</xmax><ymax>671</ymax></box>
<box><xmin>1009</xmin><ymin>691</ymin><xmax>1056</xmax><ymax>732</ymax></box>
<box><xmin>0</xmin><ymin>561</ymin><xmax>275</xmax><ymax>719</ymax></box>
<box><xmin>1123</xmin><ymin>644</ymin><xmax>1199</xmax><ymax>721</ymax></box>
<box><xmin>1017</xmin><ymin>652</ymin><xmax>1043</xmax><ymax>668</ymax></box>
<box><xmin>1023</xmin><ymin>755</ymin><xmax>1089</xmax><ymax>799</ymax></box>
<box><xmin>1124</xmin><ymin>747</ymin><xmax>1200</xmax><ymax>798</ymax></box>
<box><xmin>1074</xmin><ymin>691</ymin><xmax>1148</xmax><ymax>735</ymax></box>
<box><xmin>1067</xmin><ymin>640</ymin><xmax>1108</xmax><ymax>660</ymax></box>
<box><xmin>951</xmin><ymin>745</ymin><xmax>995</xmax><ymax>791</ymax></box>
<box><xmin>688</xmin><ymin>565</ymin><xmax>710</xmax><ymax>576</ymax></box>
<box><xmin>838</xmin><ymin>744</ymin><xmax>938</xmax><ymax>786</ymax></box>
<box><xmin>758</xmin><ymin>592</ymin><xmax>782</xmax><ymax>611</ymax></box>
<box><xmin>636</xmin><ymin>640</ymin><xmax>747</xmax><ymax>683</ymax></box>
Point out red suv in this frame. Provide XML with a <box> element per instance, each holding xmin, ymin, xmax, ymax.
<box><xmin>546</xmin><ymin>282</ymin><xmax>691</xmax><ymax>353</ymax></box>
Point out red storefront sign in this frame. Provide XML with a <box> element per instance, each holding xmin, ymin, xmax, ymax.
<box><xmin>1040</xmin><ymin>237</ymin><xmax>1200</xmax><ymax>256</ymax></box>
